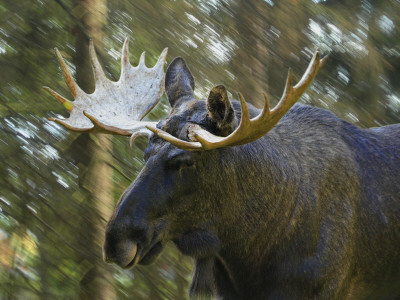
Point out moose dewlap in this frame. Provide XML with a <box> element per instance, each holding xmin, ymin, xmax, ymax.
<box><xmin>47</xmin><ymin>39</ymin><xmax>400</xmax><ymax>300</ymax></box>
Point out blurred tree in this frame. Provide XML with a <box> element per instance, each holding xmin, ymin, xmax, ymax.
<box><xmin>228</xmin><ymin>0</ymin><xmax>315</xmax><ymax>106</ymax></box>
<box><xmin>68</xmin><ymin>0</ymin><xmax>116</xmax><ymax>299</ymax></box>
<box><xmin>230</xmin><ymin>0</ymin><xmax>270</xmax><ymax>106</ymax></box>
<box><xmin>307</xmin><ymin>0</ymin><xmax>400</xmax><ymax>126</ymax></box>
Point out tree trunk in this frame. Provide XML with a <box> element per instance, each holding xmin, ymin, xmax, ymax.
<box><xmin>70</xmin><ymin>1</ymin><xmax>116</xmax><ymax>299</ymax></box>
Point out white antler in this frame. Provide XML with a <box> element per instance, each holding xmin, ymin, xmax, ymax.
<box><xmin>45</xmin><ymin>38</ymin><xmax>168</xmax><ymax>136</ymax></box>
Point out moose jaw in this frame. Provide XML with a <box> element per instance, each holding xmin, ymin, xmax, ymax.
<box><xmin>46</xmin><ymin>39</ymin><xmax>400</xmax><ymax>300</ymax></box>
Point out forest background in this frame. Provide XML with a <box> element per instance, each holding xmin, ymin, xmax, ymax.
<box><xmin>0</xmin><ymin>0</ymin><xmax>399</xmax><ymax>299</ymax></box>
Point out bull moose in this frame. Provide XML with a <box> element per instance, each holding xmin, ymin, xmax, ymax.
<box><xmin>46</xmin><ymin>38</ymin><xmax>400</xmax><ymax>299</ymax></box>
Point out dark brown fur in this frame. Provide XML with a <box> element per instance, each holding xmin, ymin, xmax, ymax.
<box><xmin>104</xmin><ymin>57</ymin><xmax>400</xmax><ymax>299</ymax></box>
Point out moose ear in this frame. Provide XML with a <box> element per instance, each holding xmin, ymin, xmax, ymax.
<box><xmin>165</xmin><ymin>57</ymin><xmax>195</xmax><ymax>107</ymax></box>
<box><xmin>207</xmin><ymin>85</ymin><xmax>236</xmax><ymax>135</ymax></box>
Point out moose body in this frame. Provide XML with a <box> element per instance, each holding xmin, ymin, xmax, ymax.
<box><xmin>107</xmin><ymin>99</ymin><xmax>400</xmax><ymax>300</ymax></box>
<box><xmin>47</xmin><ymin>41</ymin><xmax>400</xmax><ymax>299</ymax></box>
<box><xmin>190</xmin><ymin>102</ymin><xmax>400</xmax><ymax>300</ymax></box>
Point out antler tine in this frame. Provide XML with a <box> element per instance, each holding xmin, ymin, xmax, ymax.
<box><xmin>267</xmin><ymin>51</ymin><xmax>321</xmax><ymax>122</ymax></box>
<box><xmin>267</xmin><ymin>68</ymin><xmax>294</xmax><ymax>119</ymax></box>
<box><xmin>320</xmin><ymin>54</ymin><xmax>329</xmax><ymax>68</ymax></box>
<box><xmin>138</xmin><ymin>52</ymin><xmax>146</xmax><ymax>67</ymax></box>
<box><xmin>82</xmin><ymin>111</ymin><xmax>130</xmax><ymax>135</ymax></box>
<box><xmin>259</xmin><ymin>93</ymin><xmax>270</xmax><ymax>119</ymax></box>
<box><xmin>155</xmin><ymin>48</ymin><xmax>168</xmax><ymax>69</ymax></box>
<box><xmin>49</xmin><ymin>117</ymin><xmax>91</xmax><ymax>132</ymax></box>
<box><xmin>292</xmin><ymin>51</ymin><xmax>321</xmax><ymax>98</ymax></box>
<box><xmin>120</xmin><ymin>37</ymin><xmax>130</xmax><ymax>78</ymax></box>
<box><xmin>89</xmin><ymin>40</ymin><xmax>107</xmax><ymax>83</ymax></box>
<box><xmin>43</xmin><ymin>86</ymin><xmax>73</xmax><ymax>111</ymax></box>
<box><xmin>238</xmin><ymin>93</ymin><xmax>251</xmax><ymax>128</ymax></box>
<box><xmin>55</xmin><ymin>48</ymin><xmax>79</xmax><ymax>98</ymax></box>
<box><xmin>130</xmin><ymin>129</ymin><xmax>149</xmax><ymax>148</ymax></box>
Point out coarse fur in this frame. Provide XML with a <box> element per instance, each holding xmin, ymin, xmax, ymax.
<box><xmin>104</xmin><ymin>57</ymin><xmax>400</xmax><ymax>299</ymax></box>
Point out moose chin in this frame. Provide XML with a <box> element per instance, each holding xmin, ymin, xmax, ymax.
<box><xmin>47</xmin><ymin>38</ymin><xmax>400</xmax><ymax>300</ymax></box>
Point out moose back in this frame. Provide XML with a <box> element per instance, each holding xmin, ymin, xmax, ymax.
<box><xmin>47</xmin><ymin>40</ymin><xmax>400</xmax><ymax>299</ymax></box>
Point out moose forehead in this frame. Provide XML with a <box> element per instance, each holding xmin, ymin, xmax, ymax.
<box><xmin>161</xmin><ymin>99</ymin><xmax>209</xmax><ymax>138</ymax></box>
<box><xmin>145</xmin><ymin>99</ymin><xmax>208</xmax><ymax>156</ymax></box>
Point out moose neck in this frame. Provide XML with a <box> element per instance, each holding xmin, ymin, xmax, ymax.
<box><xmin>212</xmin><ymin>135</ymin><xmax>302</xmax><ymax>297</ymax></box>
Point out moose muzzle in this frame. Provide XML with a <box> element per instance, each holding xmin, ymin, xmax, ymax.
<box><xmin>103</xmin><ymin>239</ymin><xmax>138</xmax><ymax>268</ymax></box>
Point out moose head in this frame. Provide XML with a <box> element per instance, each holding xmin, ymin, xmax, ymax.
<box><xmin>47</xmin><ymin>39</ymin><xmax>335</xmax><ymax>299</ymax></box>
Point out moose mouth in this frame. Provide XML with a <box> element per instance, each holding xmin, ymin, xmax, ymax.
<box><xmin>104</xmin><ymin>222</ymin><xmax>167</xmax><ymax>269</ymax></box>
<box><xmin>123</xmin><ymin>241</ymin><xmax>164</xmax><ymax>269</ymax></box>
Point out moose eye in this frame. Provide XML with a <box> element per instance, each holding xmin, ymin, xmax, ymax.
<box><xmin>165</xmin><ymin>151</ymin><xmax>195</xmax><ymax>170</ymax></box>
<box><xmin>166</xmin><ymin>155</ymin><xmax>194</xmax><ymax>170</ymax></box>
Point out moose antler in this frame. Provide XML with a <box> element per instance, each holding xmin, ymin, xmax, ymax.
<box><xmin>147</xmin><ymin>51</ymin><xmax>327</xmax><ymax>151</ymax></box>
<box><xmin>45</xmin><ymin>38</ymin><xmax>168</xmax><ymax>138</ymax></box>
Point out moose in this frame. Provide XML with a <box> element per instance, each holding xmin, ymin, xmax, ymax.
<box><xmin>46</xmin><ymin>39</ymin><xmax>400</xmax><ymax>299</ymax></box>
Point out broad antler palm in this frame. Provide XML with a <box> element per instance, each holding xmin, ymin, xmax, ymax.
<box><xmin>45</xmin><ymin>38</ymin><xmax>167</xmax><ymax>140</ymax></box>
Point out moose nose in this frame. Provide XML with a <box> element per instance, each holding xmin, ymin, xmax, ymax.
<box><xmin>102</xmin><ymin>240</ymin><xmax>138</xmax><ymax>268</ymax></box>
